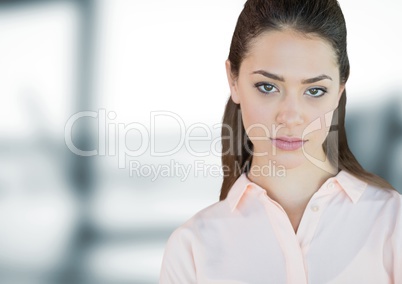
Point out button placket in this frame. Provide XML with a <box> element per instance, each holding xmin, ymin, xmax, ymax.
<box><xmin>296</xmin><ymin>194</ymin><xmax>330</xmax><ymax>255</ymax></box>
<box><xmin>260</xmin><ymin>194</ymin><xmax>308</xmax><ymax>284</ymax></box>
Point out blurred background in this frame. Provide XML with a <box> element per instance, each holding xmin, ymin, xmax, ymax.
<box><xmin>0</xmin><ymin>0</ymin><xmax>401</xmax><ymax>283</ymax></box>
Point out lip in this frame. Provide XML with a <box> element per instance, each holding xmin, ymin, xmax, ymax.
<box><xmin>270</xmin><ymin>136</ymin><xmax>307</xmax><ymax>151</ymax></box>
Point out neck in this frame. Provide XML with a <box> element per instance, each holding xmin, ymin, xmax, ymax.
<box><xmin>247</xmin><ymin>155</ymin><xmax>338</xmax><ymax>209</ymax></box>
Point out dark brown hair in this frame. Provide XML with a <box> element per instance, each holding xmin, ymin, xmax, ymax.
<box><xmin>220</xmin><ymin>0</ymin><xmax>394</xmax><ymax>200</ymax></box>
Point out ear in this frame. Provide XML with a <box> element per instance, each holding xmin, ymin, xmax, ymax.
<box><xmin>225</xmin><ymin>59</ymin><xmax>240</xmax><ymax>104</ymax></box>
<box><xmin>335</xmin><ymin>84</ymin><xmax>345</xmax><ymax>107</ymax></box>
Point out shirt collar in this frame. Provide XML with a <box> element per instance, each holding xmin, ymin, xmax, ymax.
<box><xmin>227</xmin><ymin>170</ymin><xmax>368</xmax><ymax>212</ymax></box>
<box><xmin>227</xmin><ymin>173</ymin><xmax>255</xmax><ymax>212</ymax></box>
<box><xmin>334</xmin><ymin>170</ymin><xmax>368</xmax><ymax>203</ymax></box>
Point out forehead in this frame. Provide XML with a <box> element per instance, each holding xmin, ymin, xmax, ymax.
<box><xmin>241</xmin><ymin>29</ymin><xmax>339</xmax><ymax>78</ymax></box>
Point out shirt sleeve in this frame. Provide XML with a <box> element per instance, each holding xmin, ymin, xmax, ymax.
<box><xmin>392</xmin><ymin>193</ymin><xmax>402</xmax><ymax>282</ymax></box>
<box><xmin>159</xmin><ymin>226</ymin><xmax>197</xmax><ymax>284</ymax></box>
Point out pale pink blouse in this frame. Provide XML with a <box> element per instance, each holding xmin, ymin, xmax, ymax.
<box><xmin>159</xmin><ymin>170</ymin><xmax>402</xmax><ymax>284</ymax></box>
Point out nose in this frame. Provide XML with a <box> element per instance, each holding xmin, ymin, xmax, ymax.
<box><xmin>275</xmin><ymin>95</ymin><xmax>304</xmax><ymax>128</ymax></box>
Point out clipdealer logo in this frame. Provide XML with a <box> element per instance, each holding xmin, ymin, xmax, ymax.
<box><xmin>64</xmin><ymin>109</ymin><xmax>226</xmax><ymax>168</ymax></box>
<box><xmin>64</xmin><ymin>109</ymin><xmax>338</xmax><ymax>179</ymax></box>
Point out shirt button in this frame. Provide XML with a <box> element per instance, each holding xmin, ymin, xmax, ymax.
<box><xmin>311</xmin><ymin>205</ymin><xmax>320</xmax><ymax>212</ymax></box>
<box><xmin>327</xmin><ymin>182</ymin><xmax>335</xmax><ymax>190</ymax></box>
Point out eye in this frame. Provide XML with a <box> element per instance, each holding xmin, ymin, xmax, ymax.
<box><xmin>255</xmin><ymin>83</ymin><xmax>279</xmax><ymax>94</ymax></box>
<box><xmin>305</xmin><ymin>87</ymin><xmax>327</xmax><ymax>98</ymax></box>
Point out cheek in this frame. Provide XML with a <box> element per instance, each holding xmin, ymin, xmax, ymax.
<box><xmin>303</xmin><ymin>108</ymin><xmax>335</xmax><ymax>144</ymax></box>
<box><xmin>237</xmin><ymin>83</ymin><xmax>275</xmax><ymax>133</ymax></box>
<box><xmin>239</xmin><ymin>100</ymin><xmax>276</xmax><ymax>139</ymax></box>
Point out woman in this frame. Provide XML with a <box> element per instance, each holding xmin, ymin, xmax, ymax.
<box><xmin>160</xmin><ymin>0</ymin><xmax>402</xmax><ymax>283</ymax></box>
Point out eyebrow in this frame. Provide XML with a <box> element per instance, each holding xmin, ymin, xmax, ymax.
<box><xmin>251</xmin><ymin>70</ymin><xmax>333</xmax><ymax>84</ymax></box>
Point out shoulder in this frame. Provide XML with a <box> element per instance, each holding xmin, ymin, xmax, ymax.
<box><xmin>167</xmin><ymin>199</ymin><xmax>230</xmax><ymax>240</ymax></box>
<box><xmin>362</xmin><ymin>183</ymin><xmax>402</xmax><ymax>232</ymax></box>
<box><xmin>337</xmin><ymin>170</ymin><xmax>401</xmax><ymax>210</ymax></box>
<box><xmin>160</xmin><ymin>202</ymin><xmax>229</xmax><ymax>283</ymax></box>
<box><xmin>160</xmin><ymin>199</ymin><xmax>230</xmax><ymax>281</ymax></box>
<box><xmin>360</xmin><ymin>182</ymin><xmax>402</xmax><ymax>220</ymax></box>
<box><xmin>363</xmin><ymin>182</ymin><xmax>402</xmax><ymax>207</ymax></box>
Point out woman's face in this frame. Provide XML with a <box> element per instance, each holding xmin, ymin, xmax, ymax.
<box><xmin>226</xmin><ymin>29</ymin><xmax>344</xmax><ymax>170</ymax></box>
